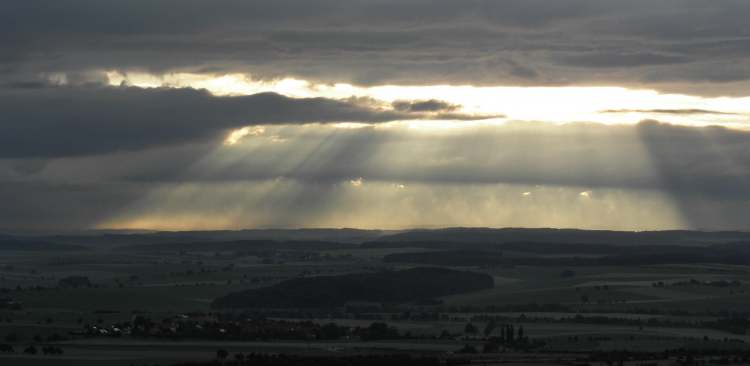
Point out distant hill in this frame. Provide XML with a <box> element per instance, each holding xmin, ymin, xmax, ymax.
<box><xmin>13</xmin><ymin>228</ymin><xmax>388</xmax><ymax>249</ymax></box>
<box><xmin>212</xmin><ymin>267</ymin><xmax>494</xmax><ymax>309</ymax></box>
<box><xmin>6</xmin><ymin>227</ymin><xmax>750</xmax><ymax>250</ymax></box>
<box><xmin>366</xmin><ymin>228</ymin><xmax>750</xmax><ymax>247</ymax></box>
<box><xmin>0</xmin><ymin>238</ymin><xmax>86</xmax><ymax>251</ymax></box>
<box><xmin>115</xmin><ymin>239</ymin><xmax>354</xmax><ymax>253</ymax></box>
<box><xmin>384</xmin><ymin>242</ymin><xmax>750</xmax><ymax>266</ymax></box>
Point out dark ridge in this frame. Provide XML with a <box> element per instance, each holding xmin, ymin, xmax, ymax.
<box><xmin>11</xmin><ymin>228</ymin><xmax>386</xmax><ymax>248</ymax></box>
<box><xmin>212</xmin><ymin>267</ymin><xmax>494</xmax><ymax>309</ymax></box>
<box><xmin>366</xmin><ymin>227</ymin><xmax>750</xmax><ymax>247</ymax></box>
<box><xmin>384</xmin><ymin>243</ymin><xmax>750</xmax><ymax>266</ymax></box>
<box><xmin>6</xmin><ymin>228</ymin><xmax>750</xmax><ymax>249</ymax></box>
<box><xmin>364</xmin><ymin>240</ymin><xmax>704</xmax><ymax>253</ymax></box>
<box><xmin>0</xmin><ymin>238</ymin><xmax>87</xmax><ymax>251</ymax></box>
<box><xmin>114</xmin><ymin>240</ymin><xmax>354</xmax><ymax>252</ymax></box>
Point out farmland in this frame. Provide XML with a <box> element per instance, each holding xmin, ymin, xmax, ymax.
<box><xmin>0</xmin><ymin>228</ymin><xmax>749</xmax><ymax>365</ymax></box>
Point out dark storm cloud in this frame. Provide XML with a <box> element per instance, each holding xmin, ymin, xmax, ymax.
<box><xmin>558</xmin><ymin>52</ymin><xmax>690</xmax><ymax>68</ymax></box>
<box><xmin>0</xmin><ymin>85</ymin><xmax>492</xmax><ymax>158</ymax></box>
<box><xmin>0</xmin><ymin>85</ymin><xmax>403</xmax><ymax>157</ymax></box>
<box><xmin>0</xmin><ymin>181</ymin><xmax>143</xmax><ymax>230</ymax></box>
<box><xmin>4</xmin><ymin>1</ymin><xmax>750</xmax><ymax>93</ymax></box>
<box><xmin>389</xmin><ymin>99</ymin><xmax>500</xmax><ymax>120</ymax></box>
<box><xmin>392</xmin><ymin>99</ymin><xmax>458</xmax><ymax>113</ymax></box>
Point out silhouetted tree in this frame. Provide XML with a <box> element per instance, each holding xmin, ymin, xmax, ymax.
<box><xmin>363</xmin><ymin>322</ymin><xmax>399</xmax><ymax>341</ymax></box>
<box><xmin>464</xmin><ymin>322</ymin><xmax>478</xmax><ymax>335</ymax></box>
<box><xmin>216</xmin><ymin>348</ymin><xmax>228</xmax><ymax>360</ymax></box>
<box><xmin>0</xmin><ymin>344</ymin><xmax>14</xmax><ymax>353</ymax></box>
<box><xmin>506</xmin><ymin>325</ymin><xmax>515</xmax><ymax>342</ymax></box>
<box><xmin>457</xmin><ymin>344</ymin><xmax>478</xmax><ymax>353</ymax></box>
<box><xmin>560</xmin><ymin>269</ymin><xmax>576</xmax><ymax>278</ymax></box>
<box><xmin>483</xmin><ymin>319</ymin><xmax>497</xmax><ymax>337</ymax></box>
<box><xmin>319</xmin><ymin>322</ymin><xmax>347</xmax><ymax>340</ymax></box>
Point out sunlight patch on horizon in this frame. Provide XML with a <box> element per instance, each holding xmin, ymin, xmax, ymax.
<box><xmin>94</xmin><ymin>121</ymin><xmax>689</xmax><ymax>232</ymax></box>
<box><xmin>97</xmin><ymin>180</ymin><xmax>687</xmax><ymax>231</ymax></box>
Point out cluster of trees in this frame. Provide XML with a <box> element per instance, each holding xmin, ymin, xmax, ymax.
<box><xmin>85</xmin><ymin>314</ymin><xmax>572</xmax><ymax>343</ymax></box>
<box><xmin>212</xmin><ymin>268</ymin><xmax>494</xmax><ymax>309</ymax></box>
<box><xmin>468</xmin><ymin>314</ymin><xmax>750</xmax><ymax>336</ymax></box>
<box><xmin>460</xmin><ymin>320</ymin><xmax>544</xmax><ymax>352</ymax></box>
<box><xmin>653</xmin><ymin>279</ymin><xmax>742</xmax><ymax>288</ymax></box>
<box><xmin>464</xmin><ymin>320</ymin><xmax>528</xmax><ymax>343</ymax></box>
<box><xmin>58</xmin><ymin>275</ymin><xmax>92</xmax><ymax>288</ymax></box>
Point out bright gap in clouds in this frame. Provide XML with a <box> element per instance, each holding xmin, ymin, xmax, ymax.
<box><xmin>224</xmin><ymin>126</ymin><xmax>265</xmax><ymax>146</ymax></box>
<box><xmin>106</xmin><ymin>71</ymin><xmax>750</xmax><ymax>130</ymax></box>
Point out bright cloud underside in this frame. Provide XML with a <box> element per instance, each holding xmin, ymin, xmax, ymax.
<box><xmin>107</xmin><ymin>71</ymin><xmax>750</xmax><ymax>131</ymax></box>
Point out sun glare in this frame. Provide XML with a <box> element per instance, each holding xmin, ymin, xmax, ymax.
<box><xmin>224</xmin><ymin>126</ymin><xmax>265</xmax><ymax>145</ymax></box>
<box><xmin>106</xmin><ymin>70</ymin><xmax>750</xmax><ymax>129</ymax></box>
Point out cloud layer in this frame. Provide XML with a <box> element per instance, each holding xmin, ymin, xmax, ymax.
<box><xmin>4</xmin><ymin>1</ymin><xmax>750</xmax><ymax>94</ymax></box>
<box><xmin>0</xmin><ymin>84</ymin><xmax>497</xmax><ymax>158</ymax></box>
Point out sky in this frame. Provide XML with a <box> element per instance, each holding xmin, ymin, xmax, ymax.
<box><xmin>2</xmin><ymin>0</ymin><xmax>750</xmax><ymax>231</ymax></box>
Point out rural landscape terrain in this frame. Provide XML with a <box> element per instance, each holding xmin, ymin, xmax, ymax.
<box><xmin>0</xmin><ymin>228</ymin><xmax>748</xmax><ymax>365</ymax></box>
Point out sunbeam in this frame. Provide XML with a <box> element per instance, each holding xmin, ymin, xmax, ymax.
<box><xmin>96</xmin><ymin>122</ymin><xmax>688</xmax><ymax>231</ymax></box>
